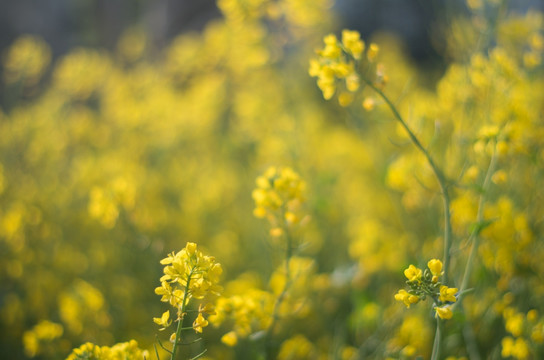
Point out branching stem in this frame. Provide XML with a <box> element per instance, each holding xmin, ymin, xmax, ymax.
<box><xmin>361</xmin><ymin>76</ymin><xmax>452</xmax><ymax>360</ymax></box>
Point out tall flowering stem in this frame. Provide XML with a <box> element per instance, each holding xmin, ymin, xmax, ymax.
<box><xmin>360</xmin><ymin>57</ymin><xmax>452</xmax><ymax>360</ymax></box>
<box><xmin>252</xmin><ymin>166</ymin><xmax>307</xmax><ymax>357</ymax></box>
<box><xmin>309</xmin><ymin>31</ymin><xmax>454</xmax><ymax>360</ymax></box>
<box><xmin>154</xmin><ymin>242</ymin><xmax>222</xmax><ymax>360</ymax></box>
<box><xmin>395</xmin><ymin>260</ymin><xmax>458</xmax><ymax>360</ymax></box>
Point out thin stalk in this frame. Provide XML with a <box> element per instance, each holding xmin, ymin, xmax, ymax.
<box><xmin>361</xmin><ymin>77</ymin><xmax>453</xmax><ymax>358</ymax></box>
<box><xmin>265</xmin><ymin>209</ymin><xmax>294</xmax><ymax>358</ymax></box>
<box><xmin>361</xmin><ymin>77</ymin><xmax>453</xmax><ymax>282</ymax></box>
<box><xmin>188</xmin><ymin>348</ymin><xmax>208</xmax><ymax>360</ymax></box>
<box><xmin>430</xmin><ymin>319</ymin><xmax>443</xmax><ymax>360</ymax></box>
<box><xmin>171</xmin><ymin>268</ymin><xmax>195</xmax><ymax>360</ymax></box>
<box><xmin>456</xmin><ymin>150</ymin><xmax>497</xmax><ymax>307</ymax></box>
<box><xmin>266</xmin><ymin>242</ymin><xmax>292</xmax><ymax>338</ymax></box>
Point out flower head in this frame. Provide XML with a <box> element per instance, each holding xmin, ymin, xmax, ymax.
<box><xmin>155</xmin><ymin>242</ymin><xmax>222</xmax><ymax>331</ymax></box>
<box><xmin>252</xmin><ymin>166</ymin><xmax>306</xmax><ymax>227</ymax></box>
<box><xmin>427</xmin><ymin>259</ymin><xmax>443</xmax><ymax>282</ymax></box>
<box><xmin>153</xmin><ymin>310</ymin><xmax>171</xmax><ymax>331</ymax></box>
<box><xmin>221</xmin><ymin>331</ymin><xmax>238</xmax><ymax>347</ymax></box>
<box><xmin>367</xmin><ymin>43</ymin><xmax>379</xmax><ymax>62</ymax></box>
<box><xmin>435</xmin><ymin>306</ymin><xmax>453</xmax><ymax>320</ymax></box>
<box><xmin>394</xmin><ymin>289</ymin><xmax>420</xmax><ymax>308</ymax></box>
<box><xmin>404</xmin><ymin>265</ymin><xmax>422</xmax><ymax>282</ymax></box>
<box><xmin>427</xmin><ymin>259</ymin><xmax>442</xmax><ymax>276</ymax></box>
<box><xmin>439</xmin><ymin>286</ymin><xmax>458</xmax><ymax>303</ymax></box>
<box><xmin>320</xmin><ymin>34</ymin><xmax>341</xmax><ymax>59</ymax></box>
<box><xmin>192</xmin><ymin>313</ymin><xmax>209</xmax><ymax>333</ymax></box>
<box><xmin>342</xmin><ymin>30</ymin><xmax>365</xmax><ymax>59</ymax></box>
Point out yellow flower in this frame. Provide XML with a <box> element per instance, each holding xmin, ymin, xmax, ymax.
<box><xmin>192</xmin><ymin>313</ymin><xmax>209</xmax><ymax>333</ymax></box>
<box><xmin>427</xmin><ymin>259</ymin><xmax>442</xmax><ymax>276</ymax></box>
<box><xmin>318</xmin><ymin>80</ymin><xmax>336</xmax><ymax>100</ymax></box>
<box><xmin>331</xmin><ymin>61</ymin><xmax>353</xmax><ymax>78</ymax></box>
<box><xmin>186</xmin><ymin>242</ymin><xmax>197</xmax><ymax>256</ymax></box>
<box><xmin>320</xmin><ymin>34</ymin><xmax>341</xmax><ymax>59</ymax></box>
<box><xmin>153</xmin><ymin>310</ymin><xmax>171</xmax><ymax>330</ymax></box>
<box><xmin>439</xmin><ymin>286</ymin><xmax>458</xmax><ymax>303</ymax></box>
<box><xmin>467</xmin><ymin>0</ymin><xmax>483</xmax><ymax>10</ymax></box>
<box><xmin>278</xmin><ymin>334</ymin><xmax>316</xmax><ymax>359</ymax></box>
<box><xmin>66</xmin><ymin>341</ymin><xmax>148</xmax><ymax>360</ymax></box>
<box><xmin>505</xmin><ymin>310</ymin><xmax>525</xmax><ymax>337</ymax></box>
<box><xmin>394</xmin><ymin>289</ymin><xmax>419</xmax><ymax>308</ymax></box>
<box><xmin>3</xmin><ymin>35</ymin><xmax>51</xmax><ymax>85</ymax></box>
<box><xmin>342</xmin><ymin>30</ymin><xmax>365</xmax><ymax>59</ymax></box>
<box><xmin>401</xmin><ymin>345</ymin><xmax>416</xmax><ymax>356</ymax></box>
<box><xmin>435</xmin><ymin>306</ymin><xmax>453</xmax><ymax>320</ymax></box>
<box><xmin>66</xmin><ymin>343</ymin><xmax>102</xmax><ymax>360</ymax></box>
<box><xmin>427</xmin><ymin>259</ymin><xmax>442</xmax><ymax>282</ymax></box>
<box><xmin>404</xmin><ymin>264</ymin><xmax>422</xmax><ymax>282</ymax></box>
<box><xmin>221</xmin><ymin>331</ymin><xmax>238</xmax><ymax>347</ymax></box>
<box><xmin>22</xmin><ymin>320</ymin><xmax>64</xmax><ymax>357</ymax></box>
<box><xmin>253</xmin><ymin>206</ymin><xmax>267</xmax><ymax>218</ymax></box>
<box><xmin>346</xmin><ymin>73</ymin><xmax>360</xmax><ymax>92</ymax></box>
<box><xmin>308</xmin><ymin>59</ymin><xmax>322</xmax><ymax>77</ymax></box>
<box><xmin>362</xmin><ymin>97</ymin><xmax>375</xmax><ymax>111</ymax></box>
<box><xmin>367</xmin><ymin>43</ymin><xmax>379</xmax><ymax>62</ymax></box>
<box><xmin>270</xmin><ymin>227</ymin><xmax>284</xmax><ymax>237</ymax></box>
<box><xmin>502</xmin><ymin>336</ymin><xmax>529</xmax><ymax>359</ymax></box>
<box><xmin>338</xmin><ymin>92</ymin><xmax>354</xmax><ymax>107</ymax></box>
<box><xmin>464</xmin><ymin>165</ymin><xmax>479</xmax><ymax>182</ymax></box>
<box><xmin>252</xmin><ymin>166</ymin><xmax>306</xmax><ymax>223</ymax></box>
<box><xmin>199</xmin><ymin>303</ymin><xmax>216</xmax><ymax>315</ymax></box>
<box><xmin>527</xmin><ymin>309</ymin><xmax>539</xmax><ymax>322</ymax></box>
<box><xmin>530</xmin><ymin>33</ymin><xmax>544</xmax><ymax>51</ymax></box>
<box><xmin>491</xmin><ymin>170</ymin><xmax>507</xmax><ymax>185</ymax></box>
<box><xmin>156</xmin><ymin>243</ymin><xmax>222</xmax><ymax>310</ymax></box>
<box><xmin>284</xmin><ymin>211</ymin><xmax>298</xmax><ymax>225</ymax></box>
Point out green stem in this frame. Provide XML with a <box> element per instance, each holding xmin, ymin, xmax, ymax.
<box><xmin>430</xmin><ymin>318</ymin><xmax>443</xmax><ymax>360</ymax></box>
<box><xmin>171</xmin><ymin>268</ymin><xmax>195</xmax><ymax>360</ymax></box>
<box><xmin>265</xmin><ymin>209</ymin><xmax>294</xmax><ymax>358</ymax></box>
<box><xmin>361</xmin><ymin>77</ymin><xmax>453</xmax><ymax>358</ymax></box>
<box><xmin>188</xmin><ymin>348</ymin><xmax>207</xmax><ymax>360</ymax></box>
<box><xmin>456</xmin><ymin>150</ymin><xmax>497</xmax><ymax>307</ymax></box>
<box><xmin>361</xmin><ymin>77</ymin><xmax>453</xmax><ymax>283</ymax></box>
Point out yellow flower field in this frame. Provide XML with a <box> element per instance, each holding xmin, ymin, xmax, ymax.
<box><xmin>1</xmin><ymin>0</ymin><xmax>544</xmax><ymax>359</ymax></box>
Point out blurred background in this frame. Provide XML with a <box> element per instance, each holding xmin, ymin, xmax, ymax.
<box><xmin>1</xmin><ymin>0</ymin><xmax>544</xmax><ymax>359</ymax></box>
<box><xmin>1</xmin><ymin>0</ymin><xmax>542</xmax><ymax>97</ymax></box>
<box><xmin>0</xmin><ymin>0</ymin><xmax>462</xmax><ymax>65</ymax></box>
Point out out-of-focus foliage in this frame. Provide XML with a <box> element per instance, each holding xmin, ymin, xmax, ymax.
<box><xmin>1</xmin><ymin>0</ymin><xmax>543</xmax><ymax>359</ymax></box>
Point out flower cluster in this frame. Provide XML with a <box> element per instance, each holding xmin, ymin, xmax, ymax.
<box><xmin>277</xmin><ymin>334</ymin><xmax>318</xmax><ymax>359</ymax></box>
<box><xmin>2</xmin><ymin>1</ymin><xmax>544</xmax><ymax>358</ymax></box>
<box><xmin>395</xmin><ymin>259</ymin><xmax>458</xmax><ymax>320</ymax></box>
<box><xmin>309</xmin><ymin>30</ymin><xmax>385</xmax><ymax>107</ymax></box>
<box><xmin>500</xmin><ymin>306</ymin><xmax>544</xmax><ymax>359</ymax></box>
<box><xmin>2</xmin><ymin>35</ymin><xmax>51</xmax><ymax>86</ymax></box>
<box><xmin>154</xmin><ymin>242</ymin><xmax>222</xmax><ymax>334</ymax></box>
<box><xmin>209</xmin><ymin>288</ymin><xmax>275</xmax><ymax>346</ymax></box>
<box><xmin>252</xmin><ymin>166</ymin><xmax>307</xmax><ymax>236</ymax></box>
<box><xmin>65</xmin><ymin>340</ymin><xmax>148</xmax><ymax>360</ymax></box>
<box><xmin>23</xmin><ymin>321</ymin><xmax>63</xmax><ymax>358</ymax></box>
